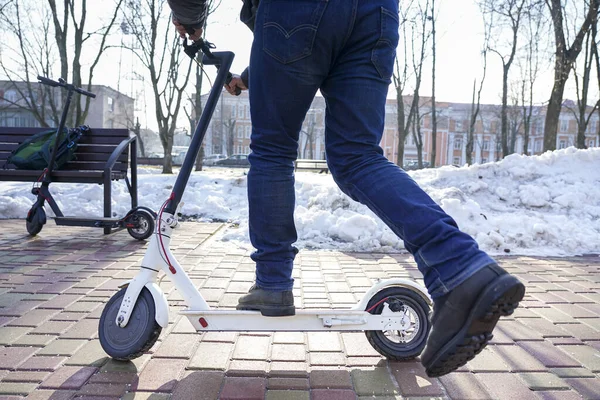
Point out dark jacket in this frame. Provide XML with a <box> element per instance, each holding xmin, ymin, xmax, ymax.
<box><xmin>169</xmin><ymin>0</ymin><xmax>257</xmax><ymax>87</ymax></box>
<box><xmin>167</xmin><ymin>0</ymin><xmax>208</xmax><ymax>30</ymax></box>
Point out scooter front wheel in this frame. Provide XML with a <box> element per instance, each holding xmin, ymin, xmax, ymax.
<box><xmin>99</xmin><ymin>286</ymin><xmax>161</xmax><ymax>360</ymax></box>
<box><xmin>26</xmin><ymin>205</ymin><xmax>46</xmax><ymax>236</ymax></box>
<box><xmin>365</xmin><ymin>286</ymin><xmax>431</xmax><ymax>360</ymax></box>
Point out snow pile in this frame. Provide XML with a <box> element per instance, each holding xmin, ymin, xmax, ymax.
<box><xmin>1</xmin><ymin>147</ymin><xmax>599</xmax><ymax>256</ymax></box>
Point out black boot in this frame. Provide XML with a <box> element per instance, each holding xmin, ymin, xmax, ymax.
<box><xmin>236</xmin><ymin>284</ymin><xmax>295</xmax><ymax>317</ymax></box>
<box><xmin>421</xmin><ymin>263</ymin><xmax>525</xmax><ymax>377</ymax></box>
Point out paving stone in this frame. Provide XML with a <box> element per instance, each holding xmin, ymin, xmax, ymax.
<box><xmin>309</xmin><ymin>370</ymin><xmax>352</xmax><ymax>389</ymax></box>
<box><xmin>0</xmin><ymin>327</ymin><xmax>31</xmax><ymax>345</ymax></box>
<box><xmin>351</xmin><ymin>367</ymin><xmax>399</xmax><ymax>396</ymax></box>
<box><xmin>99</xmin><ymin>354</ymin><xmax>150</xmax><ymax>374</ymax></box>
<box><xmin>269</xmin><ymin>362</ymin><xmax>309</xmax><ymax>378</ymax></box>
<box><xmin>37</xmin><ymin>339</ymin><xmax>87</xmax><ymax>356</ymax></box>
<box><xmin>535</xmin><ymin>391</ymin><xmax>588</xmax><ymax>400</ymax></box>
<box><xmin>60</xmin><ymin>319</ymin><xmax>98</xmax><ymax>339</ymax></box>
<box><xmin>466</xmin><ymin>346</ymin><xmax>510</xmax><ymax>372</ymax></box>
<box><xmin>170</xmin><ymin>370</ymin><xmax>224</xmax><ymax>399</ymax></box>
<box><xmin>188</xmin><ymin>341</ymin><xmax>233</xmax><ymax>370</ymax></box>
<box><xmin>10</xmin><ymin>310</ymin><xmax>58</xmax><ymax>328</ymax></box>
<box><xmin>493</xmin><ymin>344</ymin><xmax>547</xmax><ymax>372</ymax></box>
<box><xmin>21</xmin><ymin>390</ymin><xmax>77</xmax><ymax>400</ymax></box>
<box><xmin>38</xmin><ymin>294</ymin><xmax>83</xmax><ymax>310</ymax></box>
<box><xmin>201</xmin><ymin>331</ymin><xmax>237</xmax><ymax>342</ymax></box>
<box><xmin>558</xmin><ymin>345</ymin><xmax>600</xmax><ymax>372</ymax></box>
<box><xmin>120</xmin><ymin>392</ymin><xmax>170</xmax><ymax>400</ymax></box>
<box><xmin>519</xmin><ymin>341</ymin><xmax>581</xmax><ymax>367</ymax></box>
<box><xmin>271</xmin><ymin>344</ymin><xmax>306</xmax><ymax>362</ymax></box>
<box><xmin>135</xmin><ymin>358</ymin><xmax>187</xmax><ymax>392</ymax></box>
<box><xmin>564</xmin><ymin>377</ymin><xmax>600</xmax><ymax>399</ymax></box>
<box><xmin>13</xmin><ymin>334</ymin><xmax>56</xmax><ymax>347</ymax></box>
<box><xmin>30</xmin><ymin>321</ymin><xmax>75</xmax><ymax>335</ymax></box>
<box><xmin>390</xmin><ymin>362</ymin><xmax>444</xmax><ymax>397</ymax></box>
<box><xmin>0</xmin><ymin>382</ymin><xmax>38</xmax><ymax>396</ymax></box>
<box><xmin>0</xmin><ymin>347</ymin><xmax>38</xmax><ymax>369</ymax></box>
<box><xmin>39</xmin><ymin>366</ymin><xmax>98</xmax><ymax>390</ymax></box>
<box><xmin>219</xmin><ymin>377</ymin><xmax>266</xmax><ymax>400</ymax></box>
<box><xmin>227</xmin><ymin>359</ymin><xmax>269</xmax><ymax>377</ymax></box>
<box><xmin>77</xmin><ymin>382</ymin><xmax>128</xmax><ymax>397</ymax></box>
<box><xmin>497</xmin><ymin>320</ymin><xmax>544</xmax><ymax>341</ymax></box>
<box><xmin>3</xmin><ymin>370</ymin><xmax>50</xmax><ymax>382</ymax></box>
<box><xmin>311</xmin><ymin>389</ymin><xmax>357</xmax><ymax>400</ymax></box>
<box><xmin>550</xmin><ymin>367</ymin><xmax>596</xmax><ymax>378</ymax></box>
<box><xmin>341</xmin><ymin>333</ymin><xmax>381</xmax><ymax>357</ymax></box>
<box><xmin>153</xmin><ymin>334</ymin><xmax>198</xmax><ymax>359</ymax></box>
<box><xmin>268</xmin><ymin>378</ymin><xmax>309</xmax><ymax>390</ymax></box>
<box><xmin>309</xmin><ymin>352</ymin><xmax>346</xmax><ymax>366</ymax></box>
<box><xmin>64</xmin><ymin>339</ymin><xmax>108</xmax><ymax>367</ymax></box>
<box><xmin>438</xmin><ymin>372</ymin><xmax>492</xmax><ymax>400</ymax></box>
<box><xmin>273</xmin><ymin>332</ymin><xmax>305</xmax><ymax>344</ymax></box>
<box><xmin>264</xmin><ymin>391</ymin><xmax>309</xmax><ymax>400</ymax></box>
<box><xmin>477</xmin><ymin>372</ymin><xmax>539</xmax><ymax>400</ymax></box>
<box><xmin>17</xmin><ymin>356</ymin><xmax>67</xmax><ymax>371</ymax></box>
<box><xmin>307</xmin><ymin>332</ymin><xmax>342</xmax><ymax>352</ymax></box>
<box><xmin>518</xmin><ymin>372</ymin><xmax>570</xmax><ymax>390</ymax></box>
<box><xmin>232</xmin><ymin>335</ymin><xmax>270</xmax><ymax>360</ymax></box>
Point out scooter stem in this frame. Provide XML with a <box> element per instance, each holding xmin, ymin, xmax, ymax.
<box><xmin>164</xmin><ymin>47</ymin><xmax>235</xmax><ymax>215</ymax></box>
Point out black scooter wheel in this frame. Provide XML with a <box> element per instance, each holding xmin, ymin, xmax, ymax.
<box><xmin>365</xmin><ymin>286</ymin><xmax>431</xmax><ymax>360</ymax></box>
<box><xmin>26</xmin><ymin>205</ymin><xmax>46</xmax><ymax>236</ymax></box>
<box><xmin>127</xmin><ymin>209</ymin><xmax>155</xmax><ymax>241</ymax></box>
<box><xmin>99</xmin><ymin>287</ymin><xmax>162</xmax><ymax>360</ymax></box>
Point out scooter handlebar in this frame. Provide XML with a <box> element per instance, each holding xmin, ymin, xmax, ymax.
<box><xmin>37</xmin><ymin>76</ymin><xmax>96</xmax><ymax>98</ymax></box>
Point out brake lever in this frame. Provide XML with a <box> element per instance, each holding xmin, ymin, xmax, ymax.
<box><xmin>182</xmin><ymin>37</ymin><xmax>241</xmax><ymax>96</ymax></box>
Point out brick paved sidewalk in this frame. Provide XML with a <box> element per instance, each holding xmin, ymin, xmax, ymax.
<box><xmin>0</xmin><ymin>219</ymin><xmax>599</xmax><ymax>400</ymax></box>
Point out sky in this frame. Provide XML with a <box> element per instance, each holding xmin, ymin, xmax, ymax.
<box><xmin>1</xmin><ymin>146</ymin><xmax>599</xmax><ymax>257</ymax></box>
<box><xmin>85</xmin><ymin>0</ymin><xmax>569</xmax><ymax>126</ymax></box>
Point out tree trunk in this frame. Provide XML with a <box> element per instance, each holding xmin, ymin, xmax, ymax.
<box><xmin>430</xmin><ymin>0</ymin><xmax>437</xmax><ymax>168</ymax></box>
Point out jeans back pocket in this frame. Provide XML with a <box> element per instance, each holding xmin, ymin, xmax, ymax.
<box><xmin>371</xmin><ymin>7</ymin><xmax>400</xmax><ymax>80</ymax></box>
<box><xmin>262</xmin><ymin>0</ymin><xmax>328</xmax><ymax>64</ymax></box>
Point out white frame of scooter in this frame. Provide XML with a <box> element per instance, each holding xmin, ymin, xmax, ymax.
<box><xmin>114</xmin><ymin>40</ymin><xmax>432</xmax><ymax>335</ymax></box>
<box><xmin>115</xmin><ymin>210</ymin><xmax>432</xmax><ymax>333</ymax></box>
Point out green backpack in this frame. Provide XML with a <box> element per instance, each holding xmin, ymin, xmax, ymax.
<box><xmin>5</xmin><ymin>125</ymin><xmax>89</xmax><ymax>170</ymax></box>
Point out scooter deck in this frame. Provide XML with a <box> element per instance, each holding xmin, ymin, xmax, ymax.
<box><xmin>54</xmin><ymin>216</ymin><xmax>121</xmax><ymax>227</ymax></box>
<box><xmin>179</xmin><ymin>308</ymin><xmax>412</xmax><ymax>331</ymax></box>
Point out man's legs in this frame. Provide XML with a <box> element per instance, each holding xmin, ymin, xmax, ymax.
<box><xmin>319</xmin><ymin>0</ymin><xmax>525</xmax><ymax>377</ymax></box>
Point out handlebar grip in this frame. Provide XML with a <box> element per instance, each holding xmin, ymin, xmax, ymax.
<box><xmin>37</xmin><ymin>76</ymin><xmax>60</xmax><ymax>87</ymax></box>
<box><xmin>75</xmin><ymin>88</ymin><xmax>96</xmax><ymax>98</ymax></box>
<box><xmin>225</xmin><ymin>73</ymin><xmax>242</xmax><ymax>96</ymax></box>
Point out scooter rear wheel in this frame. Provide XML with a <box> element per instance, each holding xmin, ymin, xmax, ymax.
<box><xmin>127</xmin><ymin>209</ymin><xmax>155</xmax><ymax>240</ymax></box>
<box><xmin>365</xmin><ymin>286</ymin><xmax>431</xmax><ymax>360</ymax></box>
<box><xmin>26</xmin><ymin>205</ymin><xmax>46</xmax><ymax>236</ymax></box>
<box><xmin>99</xmin><ymin>286</ymin><xmax>161</xmax><ymax>360</ymax></box>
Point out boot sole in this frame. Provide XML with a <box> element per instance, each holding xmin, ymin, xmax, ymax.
<box><xmin>236</xmin><ymin>304</ymin><xmax>295</xmax><ymax>317</ymax></box>
<box><xmin>424</xmin><ymin>274</ymin><xmax>525</xmax><ymax>378</ymax></box>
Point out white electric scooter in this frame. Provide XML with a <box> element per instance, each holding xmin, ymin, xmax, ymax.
<box><xmin>98</xmin><ymin>40</ymin><xmax>432</xmax><ymax>361</ymax></box>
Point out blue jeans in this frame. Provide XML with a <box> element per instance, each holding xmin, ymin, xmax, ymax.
<box><xmin>247</xmin><ymin>0</ymin><xmax>495</xmax><ymax>298</ymax></box>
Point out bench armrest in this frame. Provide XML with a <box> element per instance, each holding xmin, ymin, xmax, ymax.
<box><xmin>104</xmin><ymin>136</ymin><xmax>137</xmax><ymax>173</ymax></box>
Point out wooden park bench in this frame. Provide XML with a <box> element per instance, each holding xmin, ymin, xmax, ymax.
<box><xmin>294</xmin><ymin>158</ymin><xmax>329</xmax><ymax>174</ymax></box>
<box><xmin>0</xmin><ymin>127</ymin><xmax>138</xmax><ymax>234</ymax></box>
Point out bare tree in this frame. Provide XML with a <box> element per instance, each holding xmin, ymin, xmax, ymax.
<box><xmin>223</xmin><ymin>118</ymin><xmax>236</xmax><ymax>156</ymax></box>
<box><xmin>430</xmin><ymin>0</ymin><xmax>438</xmax><ymax>168</ymax></box>
<box><xmin>543</xmin><ymin>0</ymin><xmax>598</xmax><ymax>151</ymax></box>
<box><xmin>393</xmin><ymin>0</ymin><xmax>418</xmax><ymax>168</ymax></box>
<box><xmin>0</xmin><ymin>0</ymin><xmax>123</xmax><ymax>126</ymax></box>
<box><xmin>566</xmin><ymin>24</ymin><xmax>599</xmax><ymax>148</ymax></box>
<box><xmin>481</xmin><ymin>0</ymin><xmax>529</xmax><ymax>159</ymax></box>
<box><xmin>519</xmin><ymin>0</ymin><xmax>545</xmax><ymax>155</ymax></box>
<box><xmin>123</xmin><ymin>0</ymin><xmax>193</xmax><ymax>174</ymax></box>
<box><xmin>467</xmin><ymin>19</ymin><xmax>490</xmax><ymax>166</ymax></box>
